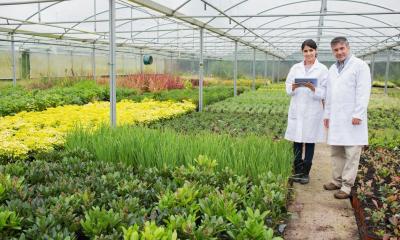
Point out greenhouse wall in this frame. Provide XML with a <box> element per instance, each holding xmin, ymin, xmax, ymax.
<box><xmin>0</xmin><ymin>49</ymin><xmax>167</xmax><ymax>80</ymax></box>
<box><xmin>0</xmin><ymin>49</ymin><xmax>399</xmax><ymax>83</ymax></box>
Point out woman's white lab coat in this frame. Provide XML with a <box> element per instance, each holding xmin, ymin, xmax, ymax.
<box><xmin>324</xmin><ymin>55</ymin><xmax>371</xmax><ymax>146</ymax></box>
<box><xmin>284</xmin><ymin>59</ymin><xmax>328</xmax><ymax>143</ymax></box>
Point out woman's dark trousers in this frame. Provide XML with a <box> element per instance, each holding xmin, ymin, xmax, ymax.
<box><xmin>293</xmin><ymin>142</ymin><xmax>315</xmax><ymax>176</ymax></box>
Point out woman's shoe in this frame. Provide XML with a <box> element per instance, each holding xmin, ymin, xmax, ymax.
<box><xmin>291</xmin><ymin>173</ymin><xmax>303</xmax><ymax>182</ymax></box>
<box><xmin>292</xmin><ymin>172</ymin><xmax>303</xmax><ymax>177</ymax></box>
<box><xmin>299</xmin><ymin>175</ymin><xmax>309</xmax><ymax>184</ymax></box>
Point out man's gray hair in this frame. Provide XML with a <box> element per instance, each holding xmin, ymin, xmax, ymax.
<box><xmin>330</xmin><ymin>37</ymin><xmax>349</xmax><ymax>47</ymax></box>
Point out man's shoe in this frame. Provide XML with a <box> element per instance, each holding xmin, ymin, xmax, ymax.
<box><xmin>299</xmin><ymin>175</ymin><xmax>309</xmax><ymax>184</ymax></box>
<box><xmin>334</xmin><ymin>190</ymin><xmax>350</xmax><ymax>199</ymax></box>
<box><xmin>323</xmin><ymin>183</ymin><xmax>341</xmax><ymax>191</ymax></box>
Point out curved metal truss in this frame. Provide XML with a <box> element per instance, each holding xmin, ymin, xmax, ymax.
<box><xmin>0</xmin><ymin>0</ymin><xmax>399</xmax><ymax>60</ymax></box>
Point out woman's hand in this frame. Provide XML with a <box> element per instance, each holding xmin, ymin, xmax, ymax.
<box><xmin>292</xmin><ymin>83</ymin><xmax>299</xmax><ymax>91</ymax></box>
<box><xmin>304</xmin><ymin>82</ymin><xmax>315</xmax><ymax>92</ymax></box>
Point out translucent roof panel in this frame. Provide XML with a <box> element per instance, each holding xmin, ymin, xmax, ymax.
<box><xmin>0</xmin><ymin>0</ymin><xmax>399</xmax><ymax>61</ymax></box>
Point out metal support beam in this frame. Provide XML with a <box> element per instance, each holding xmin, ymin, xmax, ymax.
<box><xmin>11</xmin><ymin>33</ymin><xmax>16</xmax><ymax>86</ymax></box>
<box><xmin>277</xmin><ymin>59</ymin><xmax>281</xmax><ymax>82</ymax></box>
<box><xmin>94</xmin><ymin>0</ymin><xmax>97</xmax><ymax>32</ymax></box>
<box><xmin>47</xmin><ymin>49</ymin><xmax>50</xmax><ymax>79</ymax></box>
<box><xmin>234</xmin><ymin>41</ymin><xmax>238</xmax><ymax>96</ymax></box>
<box><xmin>140</xmin><ymin>49</ymin><xmax>143</xmax><ymax>74</ymax></box>
<box><xmin>109</xmin><ymin>0</ymin><xmax>117</xmax><ymax>127</ymax></box>
<box><xmin>122</xmin><ymin>54</ymin><xmax>125</xmax><ymax>75</ymax></box>
<box><xmin>170</xmin><ymin>53</ymin><xmax>173</xmax><ymax>75</ymax></box>
<box><xmin>370</xmin><ymin>54</ymin><xmax>375</xmax><ymax>80</ymax></box>
<box><xmin>92</xmin><ymin>43</ymin><xmax>96</xmax><ymax>80</ymax></box>
<box><xmin>0</xmin><ymin>0</ymin><xmax>67</xmax><ymax>5</ymax></box>
<box><xmin>154</xmin><ymin>55</ymin><xmax>157</xmax><ymax>74</ymax></box>
<box><xmin>199</xmin><ymin>28</ymin><xmax>204</xmax><ymax>112</ymax></box>
<box><xmin>130</xmin><ymin>7</ymin><xmax>133</xmax><ymax>40</ymax></box>
<box><xmin>252</xmin><ymin>48</ymin><xmax>256</xmax><ymax>91</ymax></box>
<box><xmin>384</xmin><ymin>49</ymin><xmax>391</xmax><ymax>95</ymax></box>
<box><xmin>125</xmin><ymin>11</ymin><xmax>400</xmax><ymax>19</ymax></box>
<box><xmin>316</xmin><ymin>0</ymin><xmax>327</xmax><ymax>45</ymax></box>
<box><xmin>69</xmin><ymin>50</ymin><xmax>73</xmax><ymax>75</ymax></box>
<box><xmin>272</xmin><ymin>57</ymin><xmax>275</xmax><ymax>83</ymax></box>
<box><xmin>38</xmin><ymin>3</ymin><xmax>42</xmax><ymax>23</ymax></box>
<box><xmin>264</xmin><ymin>53</ymin><xmax>268</xmax><ymax>84</ymax></box>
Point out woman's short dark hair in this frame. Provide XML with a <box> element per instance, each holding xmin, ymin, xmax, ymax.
<box><xmin>301</xmin><ymin>39</ymin><xmax>317</xmax><ymax>50</ymax></box>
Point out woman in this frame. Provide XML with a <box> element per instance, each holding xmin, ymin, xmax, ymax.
<box><xmin>285</xmin><ymin>39</ymin><xmax>328</xmax><ymax>184</ymax></box>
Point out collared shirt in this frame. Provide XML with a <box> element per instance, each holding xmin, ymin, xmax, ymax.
<box><xmin>305</xmin><ymin>65</ymin><xmax>312</xmax><ymax>73</ymax></box>
<box><xmin>336</xmin><ymin>55</ymin><xmax>351</xmax><ymax>73</ymax></box>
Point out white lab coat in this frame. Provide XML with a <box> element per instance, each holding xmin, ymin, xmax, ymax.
<box><xmin>324</xmin><ymin>55</ymin><xmax>371</xmax><ymax>146</ymax></box>
<box><xmin>284</xmin><ymin>59</ymin><xmax>328</xmax><ymax>143</ymax></box>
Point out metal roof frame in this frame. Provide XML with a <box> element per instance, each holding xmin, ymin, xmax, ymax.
<box><xmin>0</xmin><ymin>0</ymin><xmax>399</xmax><ymax>59</ymax></box>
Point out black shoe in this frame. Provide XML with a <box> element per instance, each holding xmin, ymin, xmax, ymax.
<box><xmin>299</xmin><ymin>175</ymin><xmax>309</xmax><ymax>184</ymax></box>
<box><xmin>291</xmin><ymin>173</ymin><xmax>304</xmax><ymax>182</ymax></box>
<box><xmin>292</xmin><ymin>172</ymin><xmax>303</xmax><ymax>178</ymax></box>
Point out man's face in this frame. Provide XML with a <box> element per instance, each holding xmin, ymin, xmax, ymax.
<box><xmin>331</xmin><ymin>42</ymin><xmax>350</xmax><ymax>62</ymax></box>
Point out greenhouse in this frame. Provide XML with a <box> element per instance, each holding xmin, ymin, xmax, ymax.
<box><xmin>0</xmin><ymin>0</ymin><xmax>399</xmax><ymax>239</ymax></box>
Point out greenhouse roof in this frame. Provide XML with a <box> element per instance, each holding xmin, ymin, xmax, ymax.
<box><xmin>0</xmin><ymin>0</ymin><xmax>400</xmax><ymax>61</ymax></box>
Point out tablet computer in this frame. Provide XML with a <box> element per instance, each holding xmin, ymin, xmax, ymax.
<box><xmin>294</xmin><ymin>78</ymin><xmax>317</xmax><ymax>86</ymax></box>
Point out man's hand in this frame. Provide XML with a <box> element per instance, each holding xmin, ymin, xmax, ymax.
<box><xmin>304</xmin><ymin>82</ymin><xmax>315</xmax><ymax>92</ymax></box>
<box><xmin>352</xmin><ymin>118</ymin><xmax>362</xmax><ymax>125</ymax></box>
<box><xmin>292</xmin><ymin>83</ymin><xmax>299</xmax><ymax>91</ymax></box>
<box><xmin>324</xmin><ymin>119</ymin><xmax>329</xmax><ymax>128</ymax></box>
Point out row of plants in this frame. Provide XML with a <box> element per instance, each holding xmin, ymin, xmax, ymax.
<box><xmin>0</xmin><ymin>80</ymin><xmax>246</xmax><ymax>117</ymax></box>
<box><xmin>372</xmin><ymin>81</ymin><xmax>396</xmax><ymax>88</ymax></box>
<box><xmin>97</xmin><ymin>74</ymin><xmax>185</xmax><ymax>92</ymax></box>
<box><xmin>150</xmin><ymin>86</ymin><xmax>288</xmax><ymax>140</ymax></box>
<box><xmin>205</xmin><ymin>88</ymin><xmax>289</xmax><ymax>116</ymax></box>
<box><xmin>205</xmin><ymin>78</ymin><xmax>269</xmax><ymax>89</ymax></box>
<box><xmin>368</xmin><ymin>89</ymin><xmax>400</xmax><ymax>150</ymax></box>
<box><xmin>354</xmin><ymin>148</ymin><xmax>400</xmax><ymax>239</ymax></box>
<box><xmin>148</xmin><ymin>111</ymin><xmax>286</xmax><ymax>138</ymax></box>
<box><xmin>0</xmin><ymin>100</ymin><xmax>195</xmax><ymax>161</ymax></box>
<box><xmin>141</xmin><ymin>86</ymin><xmax>247</xmax><ymax>109</ymax></box>
<box><xmin>0</xmin><ymin>81</ymin><xmax>111</xmax><ymax>117</ymax></box>
<box><xmin>180</xmin><ymin>75</ymin><xmax>269</xmax><ymax>89</ymax></box>
<box><xmin>0</xmin><ymin>148</ymin><xmax>287</xmax><ymax>239</ymax></box>
<box><xmin>352</xmin><ymin>87</ymin><xmax>400</xmax><ymax>239</ymax></box>
<box><xmin>65</xmin><ymin>126</ymin><xmax>292</xmax><ymax>178</ymax></box>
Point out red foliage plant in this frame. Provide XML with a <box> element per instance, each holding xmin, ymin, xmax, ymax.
<box><xmin>97</xmin><ymin>74</ymin><xmax>184</xmax><ymax>92</ymax></box>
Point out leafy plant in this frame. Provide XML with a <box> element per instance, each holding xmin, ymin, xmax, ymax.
<box><xmin>122</xmin><ymin>221</ymin><xmax>178</xmax><ymax>240</ymax></box>
<box><xmin>228</xmin><ymin>208</ymin><xmax>282</xmax><ymax>240</ymax></box>
<box><xmin>0</xmin><ymin>210</ymin><xmax>22</xmax><ymax>231</ymax></box>
<box><xmin>80</xmin><ymin>207</ymin><xmax>122</xmax><ymax>237</ymax></box>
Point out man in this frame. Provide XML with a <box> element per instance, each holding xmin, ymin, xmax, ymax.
<box><xmin>323</xmin><ymin>37</ymin><xmax>371</xmax><ymax>199</ymax></box>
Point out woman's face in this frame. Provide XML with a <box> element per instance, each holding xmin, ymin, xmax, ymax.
<box><xmin>302</xmin><ymin>45</ymin><xmax>317</xmax><ymax>63</ymax></box>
